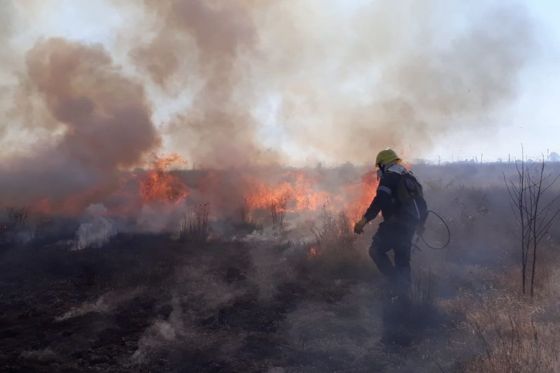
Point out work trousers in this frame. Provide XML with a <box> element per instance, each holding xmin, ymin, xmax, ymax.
<box><xmin>369</xmin><ymin>221</ymin><xmax>415</xmax><ymax>291</ymax></box>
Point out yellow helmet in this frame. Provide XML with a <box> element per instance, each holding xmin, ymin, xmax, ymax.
<box><xmin>375</xmin><ymin>149</ymin><xmax>401</xmax><ymax>167</ymax></box>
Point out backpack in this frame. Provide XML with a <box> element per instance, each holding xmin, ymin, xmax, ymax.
<box><xmin>396</xmin><ymin>171</ymin><xmax>428</xmax><ymax>224</ymax></box>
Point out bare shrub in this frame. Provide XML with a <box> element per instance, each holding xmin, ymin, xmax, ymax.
<box><xmin>505</xmin><ymin>153</ymin><xmax>560</xmax><ymax>296</ymax></box>
<box><xmin>269</xmin><ymin>193</ymin><xmax>288</xmax><ymax>230</ymax></box>
<box><xmin>240</xmin><ymin>197</ymin><xmax>252</xmax><ymax>225</ymax></box>
<box><xmin>411</xmin><ymin>268</ymin><xmax>435</xmax><ymax>305</ymax></box>
<box><xmin>7</xmin><ymin>207</ymin><xmax>28</xmax><ymax>227</ymax></box>
<box><xmin>308</xmin><ymin>207</ymin><xmax>368</xmax><ymax>277</ymax></box>
<box><xmin>311</xmin><ymin>207</ymin><xmax>354</xmax><ymax>252</ymax></box>
<box><xmin>179</xmin><ymin>203</ymin><xmax>210</xmax><ymax>243</ymax></box>
<box><xmin>0</xmin><ymin>207</ymin><xmax>31</xmax><ymax>245</ymax></box>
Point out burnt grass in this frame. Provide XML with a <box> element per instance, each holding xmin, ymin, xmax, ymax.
<box><xmin>0</xmin><ymin>232</ymin><xmax>456</xmax><ymax>373</ymax></box>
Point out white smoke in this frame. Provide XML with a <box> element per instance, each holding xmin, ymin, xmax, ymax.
<box><xmin>55</xmin><ymin>288</ymin><xmax>142</xmax><ymax>321</ymax></box>
<box><xmin>73</xmin><ymin>204</ymin><xmax>116</xmax><ymax>250</ymax></box>
<box><xmin>136</xmin><ymin>201</ymin><xmax>187</xmax><ymax>233</ymax></box>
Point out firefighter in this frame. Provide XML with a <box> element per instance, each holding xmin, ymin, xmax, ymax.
<box><xmin>354</xmin><ymin>149</ymin><xmax>427</xmax><ymax>292</ymax></box>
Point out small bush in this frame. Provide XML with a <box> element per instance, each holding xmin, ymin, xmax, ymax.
<box><xmin>307</xmin><ymin>208</ymin><xmax>370</xmax><ymax>278</ymax></box>
<box><xmin>179</xmin><ymin>204</ymin><xmax>210</xmax><ymax>244</ymax></box>
<box><xmin>0</xmin><ymin>207</ymin><xmax>31</xmax><ymax>245</ymax></box>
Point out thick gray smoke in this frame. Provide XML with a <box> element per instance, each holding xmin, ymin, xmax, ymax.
<box><xmin>0</xmin><ymin>0</ymin><xmax>539</xmax><ymax>214</ymax></box>
<box><xmin>0</xmin><ymin>0</ymin><xmax>14</xmax><ymax>60</ymax></box>
<box><xmin>0</xmin><ymin>38</ymin><xmax>159</xmax><ymax>213</ymax></box>
<box><xmin>130</xmin><ymin>0</ymin><xmax>277</xmax><ymax>168</ymax></box>
<box><xmin>0</xmin><ymin>0</ymin><xmax>17</xmax><ymax>142</ymax></box>
<box><xmin>315</xmin><ymin>2</ymin><xmax>535</xmax><ymax>161</ymax></box>
<box><xmin>121</xmin><ymin>0</ymin><xmax>536</xmax><ymax>165</ymax></box>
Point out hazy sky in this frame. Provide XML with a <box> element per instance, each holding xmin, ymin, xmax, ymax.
<box><xmin>1</xmin><ymin>0</ymin><xmax>559</xmax><ymax>164</ymax></box>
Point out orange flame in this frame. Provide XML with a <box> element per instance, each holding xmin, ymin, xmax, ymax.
<box><xmin>30</xmin><ymin>186</ymin><xmax>112</xmax><ymax>216</ymax></box>
<box><xmin>140</xmin><ymin>154</ymin><xmax>189</xmax><ymax>204</ymax></box>
<box><xmin>308</xmin><ymin>245</ymin><xmax>319</xmax><ymax>258</ymax></box>
<box><xmin>243</xmin><ymin>171</ymin><xmax>330</xmax><ymax>214</ymax></box>
<box><xmin>242</xmin><ymin>169</ymin><xmax>378</xmax><ymax>223</ymax></box>
<box><xmin>343</xmin><ymin>170</ymin><xmax>379</xmax><ymax>222</ymax></box>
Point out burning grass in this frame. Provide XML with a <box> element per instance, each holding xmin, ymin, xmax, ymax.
<box><xmin>240</xmin><ymin>168</ymin><xmax>378</xmax><ymax>227</ymax></box>
<box><xmin>139</xmin><ymin>154</ymin><xmax>189</xmax><ymax>204</ymax></box>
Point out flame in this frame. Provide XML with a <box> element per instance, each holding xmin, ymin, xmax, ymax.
<box><xmin>308</xmin><ymin>245</ymin><xmax>319</xmax><ymax>258</ymax></box>
<box><xmin>242</xmin><ymin>169</ymin><xmax>378</xmax><ymax>223</ymax></box>
<box><xmin>25</xmin><ymin>160</ymin><xmax>378</xmax><ymax>227</ymax></box>
<box><xmin>243</xmin><ymin>171</ymin><xmax>330</xmax><ymax>214</ymax></box>
<box><xmin>139</xmin><ymin>154</ymin><xmax>189</xmax><ymax>204</ymax></box>
<box><xmin>152</xmin><ymin>153</ymin><xmax>186</xmax><ymax>170</ymax></box>
<box><xmin>30</xmin><ymin>186</ymin><xmax>112</xmax><ymax>216</ymax></box>
<box><xmin>343</xmin><ymin>170</ymin><xmax>379</xmax><ymax>222</ymax></box>
<box><xmin>241</xmin><ymin>169</ymin><xmax>378</xmax><ymax>227</ymax></box>
<box><xmin>27</xmin><ymin>154</ymin><xmax>191</xmax><ymax>216</ymax></box>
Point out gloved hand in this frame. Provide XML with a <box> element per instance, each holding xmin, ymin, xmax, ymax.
<box><xmin>354</xmin><ymin>217</ymin><xmax>367</xmax><ymax>234</ymax></box>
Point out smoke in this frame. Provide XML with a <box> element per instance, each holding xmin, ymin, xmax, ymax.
<box><xmin>0</xmin><ymin>38</ymin><xmax>159</xmax><ymax>213</ymax></box>
<box><xmin>0</xmin><ymin>0</ymin><xmax>539</xmax><ymax>216</ymax></box>
<box><xmin>118</xmin><ymin>0</ymin><xmax>536</xmax><ymax>166</ymax></box>
<box><xmin>263</xmin><ymin>1</ymin><xmax>536</xmax><ymax>162</ymax></box>
<box><xmin>0</xmin><ymin>0</ymin><xmax>17</xmax><ymax>145</ymax></box>
<box><xmin>128</xmin><ymin>0</ymin><xmax>276</xmax><ymax>168</ymax></box>
<box><xmin>55</xmin><ymin>288</ymin><xmax>143</xmax><ymax>321</ymax></box>
<box><xmin>0</xmin><ymin>0</ymin><xmax>15</xmax><ymax>63</ymax></box>
<box><xmin>20</xmin><ymin>348</ymin><xmax>58</xmax><ymax>363</ymax></box>
<box><xmin>132</xmin><ymin>264</ymin><xmax>248</xmax><ymax>364</ymax></box>
<box><xmin>73</xmin><ymin>204</ymin><xmax>117</xmax><ymax>250</ymax></box>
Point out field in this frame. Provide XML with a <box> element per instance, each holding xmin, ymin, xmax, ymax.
<box><xmin>1</xmin><ymin>162</ymin><xmax>559</xmax><ymax>372</ymax></box>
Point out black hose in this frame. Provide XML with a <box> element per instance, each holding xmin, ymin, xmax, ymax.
<box><xmin>417</xmin><ymin>210</ymin><xmax>451</xmax><ymax>250</ymax></box>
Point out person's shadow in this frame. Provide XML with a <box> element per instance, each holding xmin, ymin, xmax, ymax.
<box><xmin>379</xmin><ymin>287</ymin><xmax>444</xmax><ymax>349</ymax></box>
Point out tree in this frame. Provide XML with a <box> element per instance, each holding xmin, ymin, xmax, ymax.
<box><xmin>504</xmin><ymin>151</ymin><xmax>560</xmax><ymax>296</ymax></box>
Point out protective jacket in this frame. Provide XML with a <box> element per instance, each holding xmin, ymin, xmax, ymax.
<box><xmin>363</xmin><ymin>163</ymin><xmax>426</xmax><ymax>226</ymax></box>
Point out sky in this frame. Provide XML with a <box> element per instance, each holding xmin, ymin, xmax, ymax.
<box><xmin>1</xmin><ymin>0</ymin><xmax>559</xmax><ymax>165</ymax></box>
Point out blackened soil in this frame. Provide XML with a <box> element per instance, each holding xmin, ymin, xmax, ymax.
<box><xmin>0</xmin><ymin>234</ymin><xmax>346</xmax><ymax>372</ymax></box>
<box><xmin>0</xmin><ymin>234</ymin><xmax>452</xmax><ymax>372</ymax></box>
<box><xmin>0</xmin><ymin>234</ymin><xmax>179</xmax><ymax>372</ymax></box>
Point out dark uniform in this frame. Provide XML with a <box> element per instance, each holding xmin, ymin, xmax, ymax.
<box><xmin>363</xmin><ymin>164</ymin><xmax>425</xmax><ymax>290</ymax></box>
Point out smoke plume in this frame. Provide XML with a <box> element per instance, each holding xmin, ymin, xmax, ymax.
<box><xmin>122</xmin><ymin>0</ymin><xmax>535</xmax><ymax>165</ymax></box>
<box><xmin>130</xmin><ymin>0</ymin><xmax>274</xmax><ymax>168</ymax></box>
<box><xmin>0</xmin><ymin>0</ymin><xmax>539</xmax><ymax>214</ymax></box>
<box><xmin>0</xmin><ymin>38</ymin><xmax>159</xmax><ymax>213</ymax></box>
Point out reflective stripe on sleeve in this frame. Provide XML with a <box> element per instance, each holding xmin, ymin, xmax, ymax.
<box><xmin>413</xmin><ymin>199</ymin><xmax>420</xmax><ymax>219</ymax></box>
<box><xmin>378</xmin><ymin>185</ymin><xmax>392</xmax><ymax>195</ymax></box>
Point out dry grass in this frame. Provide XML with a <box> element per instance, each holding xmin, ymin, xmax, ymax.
<box><xmin>178</xmin><ymin>203</ymin><xmax>210</xmax><ymax>243</ymax></box>
<box><xmin>305</xmin><ymin>208</ymin><xmax>372</xmax><ymax>278</ymax></box>
<box><xmin>465</xmin><ymin>294</ymin><xmax>560</xmax><ymax>372</ymax></box>
<box><xmin>411</xmin><ymin>268</ymin><xmax>436</xmax><ymax>305</ymax></box>
<box><xmin>311</xmin><ymin>207</ymin><xmax>354</xmax><ymax>253</ymax></box>
<box><xmin>0</xmin><ymin>207</ymin><xmax>29</xmax><ymax>237</ymax></box>
<box><xmin>453</xmin><ymin>259</ymin><xmax>560</xmax><ymax>373</ymax></box>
